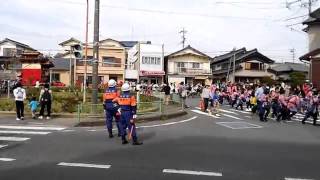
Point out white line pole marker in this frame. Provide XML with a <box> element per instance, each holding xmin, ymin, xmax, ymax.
<box><xmin>163</xmin><ymin>169</ymin><xmax>222</xmax><ymax>177</ymax></box>
<box><xmin>0</xmin><ymin>144</ymin><xmax>8</xmax><ymax>149</ymax></box>
<box><xmin>0</xmin><ymin>137</ymin><xmax>30</xmax><ymax>141</ymax></box>
<box><xmin>284</xmin><ymin>177</ymin><xmax>314</xmax><ymax>180</ymax></box>
<box><xmin>0</xmin><ymin>125</ymin><xmax>65</xmax><ymax>131</ymax></box>
<box><xmin>138</xmin><ymin>116</ymin><xmax>198</xmax><ymax>128</ymax></box>
<box><xmin>0</xmin><ymin>158</ymin><xmax>16</xmax><ymax>162</ymax></box>
<box><xmin>57</xmin><ymin>162</ymin><xmax>111</xmax><ymax>169</ymax></box>
<box><xmin>0</xmin><ymin>130</ymin><xmax>51</xmax><ymax>135</ymax></box>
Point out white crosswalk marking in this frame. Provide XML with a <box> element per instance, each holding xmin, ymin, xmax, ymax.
<box><xmin>221</xmin><ymin>113</ymin><xmax>243</xmax><ymax>120</ymax></box>
<box><xmin>0</xmin><ymin>130</ymin><xmax>51</xmax><ymax>135</ymax></box>
<box><xmin>0</xmin><ymin>137</ymin><xmax>30</xmax><ymax>142</ymax></box>
<box><xmin>218</xmin><ymin>109</ymin><xmax>238</xmax><ymax>115</ymax></box>
<box><xmin>191</xmin><ymin>110</ymin><xmax>220</xmax><ymax>118</ymax></box>
<box><xmin>0</xmin><ymin>144</ymin><xmax>8</xmax><ymax>149</ymax></box>
<box><xmin>0</xmin><ymin>125</ymin><xmax>65</xmax><ymax>131</ymax></box>
<box><xmin>230</xmin><ymin>109</ymin><xmax>251</xmax><ymax>114</ymax></box>
<box><xmin>0</xmin><ymin>158</ymin><xmax>16</xmax><ymax>162</ymax></box>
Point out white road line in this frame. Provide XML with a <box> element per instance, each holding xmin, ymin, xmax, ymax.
<box><xmin>163</xmin><ymin>169</ymin><xmax>222</xmax><ymax>177</ymax></box>
<box><xmin>191</xmin><ymin>110</ymin><xmax>220</xmax><ymax>118</ymax></box>
<box><xmin>284</xmin><ymin>177</ymin><xmax>314</xmax><ymax>180</ymax></box>
<box><xmin>138</xmin><ymin>116</ymin><xmax>198</xmax><ymax>128</ymax></box>
<box><xmin>88</xmin><ymin>129</ymin><xmax>97</xmax><ymax>132</ymax></box>
<box><xmin>221</xmin><ymin>113</ymin><xmax>243</xmax><ymax>120</ymax></box>
<box><xmin>0</xmin><ymin>144</ymin><xmax>8</xmax><ymax>149</ymax></box>
<box><xmin>0</xmin><ymin>125</ymin><xmax>65</xmax><ymax>131</ymax></box>
<box><xmin>216</xmin><ymin>122</ymin><xmax>263</xmax><ymax>129</ymax></box>
<box><xmin>28</xmin><ymin>122</ymin><xmax>44</xmax><ymax>125</ymax></box>
<box><xmin>245</xmin><ymin>116</ymin><xmax>252</xmax><ymax>118</ymax></box>
<box><xmin>0</xmin><ymin>130</ymin><xmax>51</xmax><ymax>135</ymax></box>
<box><xmin>0</xmin><ymin>137</ymin><xmax>30</xmax><ymax>141</ymax></box>
<box><xmin>57</xmin><ymin>162</ymin><xmax>111</xmax><ymax>169</ymax></box>
<box><xmin>0</xmin><ymin>158</ymin><xmax>16</xmax><ymax>162</ymax></box>
<box><xmin>61</xmin><ymin>130</ymin><xmax>75</xmax><ymax>132</ymax></box>
<box><xmin>218</xmin><ymin>109</ymin><xmax>238</xmax><ymax>115</ymax></box>
<box><xmin>230</xmin><ymin>109</ymin><xmax>251</xmax><ymax>114</ymax></box>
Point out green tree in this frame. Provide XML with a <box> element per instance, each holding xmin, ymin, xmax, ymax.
<box><xmin>260</xmin><ymin>76</ymin><xmax>275</xmax><ymax>86</ymax></box>
<box><xmin>289</xmin><ymin>72</ymin><xmax>306</xmax><ymax>87</ymax></box>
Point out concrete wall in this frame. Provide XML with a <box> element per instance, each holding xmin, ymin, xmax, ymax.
<box><xmin>308</xmin><ymin>25</ymin><xmax>320</xmax><ymax>51</ymax></box>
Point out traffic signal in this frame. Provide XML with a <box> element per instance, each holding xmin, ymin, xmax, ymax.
<box><xmin>71</xmin><ymin>44</ymin><xmax>83</xmax><ymax>59</ymax></box>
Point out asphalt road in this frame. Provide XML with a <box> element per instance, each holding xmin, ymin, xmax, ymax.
<box><xmin>0</xmin><ymin>97</ymin><xmax>320</xmax><ymax>180</ymax></box>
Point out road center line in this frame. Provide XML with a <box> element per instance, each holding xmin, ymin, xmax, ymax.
<box><xmin>163</xmin><ymin>169</ymin><xmax>222</xmax><ymax>177</ymax></box>
<box><xmin>0</xmin><ymin>158</ymin><xmax>16</xmax><ymax>162</ymax></box>
<box><xmin>0</xmin><ymin>137</ymin><xmax>30</xmax><ymax>141</ymax></box>
<box><xmin>218</xmin><ymin>109</ymin><xmax>238</xmax><ymax>115</ymax></box>
<box><xmin>57</xmin><ymin>162</ymin><xmax>111</xmax><ymax>169</ymax></box>
<box><xmin>0</xmin><ymin>125</ymin><xmax>65</xmax><ymax>131</ymax></box>
<box><xmin>0</xmin><ymin>130</ymin><xmax>51</xmax><ymax>135</ymax></box>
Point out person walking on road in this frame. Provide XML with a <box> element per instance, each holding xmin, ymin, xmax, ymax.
<box><xmin>13</xmin><ymin>82</ymin><xmax>26</xmax><ymax>121</ymax></box>
<box><xmin>38</xmin><ymin>83</ymin><xmax>52</xmax><ymax>120</ymax></box>
<box><xmin>103</xmin><ymin>79</ymin><xmax>121</xmax><ymax>138</ymax></box>
<box><xmin>163</xmin><ymin>83</ymin><xmax>171</xmax><ymax>105</ymax></box>
<box><xmin>113</xmin><ymin>83</ymin><xmax>142</xmax><ymax>145</ymax></box>
<box><xmin>201</xmin><ymin>85</ymin><xmax>210</xmax><ymax>112</ymax></box>
<box><xmin>178</xmin><ymin>82</ymin><xmax>189</xmax><ymax>108</ymax></box>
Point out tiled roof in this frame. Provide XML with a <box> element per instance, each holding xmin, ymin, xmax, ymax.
<box><xmin>0</xmin><ymin>38</ymin><xmax>35</xmax><ymax>51</ymax></box>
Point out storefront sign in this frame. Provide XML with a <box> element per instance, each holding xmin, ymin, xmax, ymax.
<box><xmin>140</xmin><ymin>70</ymin><xmax>165</xmax><ymax>76</ymax></box>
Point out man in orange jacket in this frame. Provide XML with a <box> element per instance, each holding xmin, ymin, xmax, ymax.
<box><xmin>113</xmin><ymin>83</ymin><xmax>142</xmax><ymax>145</ymax></box>
<box><xmin>103</xmin><ymin>79</ymin><xmax>121</xmax><ymax>138</ymax></box>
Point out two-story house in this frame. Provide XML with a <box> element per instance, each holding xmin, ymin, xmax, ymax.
<box><xmin>299</xmin><ymin>8</ymin><xmax>320</xmax><ymax>88</ymax></box>
<box><xmin>211</xmin><ymin>48</ymin><xmax>274</xmax><ymax>83</ymax></box>
<box><xmin>59</xmin><ymin>38</ymin><xmax>135</xmax><ymax>86</ymax></box>
<box><xmin>165</xmin><ymin>45</ymin><xmax>212</xmax><ymax>86</ymax></box>
<box><xmin>126</xmin><ymin>43</ymin><xmax>164</xmax><ymax>84</ymax></box>
<box><xmin>0</xmin><ymin>38</ymin><xmax>36</xmax><ymax>80</ymax></box>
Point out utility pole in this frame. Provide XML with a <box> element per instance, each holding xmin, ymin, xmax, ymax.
<box><xmin>232</xmin><ymin>47</ymin><xmax>236</xmax><ymax>83</ymax></box>
<box><xmin>83</xmin><ymin>0</ymin><xmax>89</xmax><ymax>103</ymax></box>
<box><xmin>290</xmin><ymin>48</ymin><xmax>296</xmax><ymax>63</ymax></box>
<box><xmin>179</xmin><ymin>28</ymin><xmax>187</xmax><ymax>48</ymax></box>
<box><xmin>286</xmin><ymin>0</ymin><xmax>318</xmax><ymax>16</ymax></box>
<box><xmin>92</xmin><ymin>0</ymin><xmax>100</xmax><ymax>112</ymax></box>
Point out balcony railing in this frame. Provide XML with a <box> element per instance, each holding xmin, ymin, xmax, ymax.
<box><xmin>171</xmin><ymin>68</ymin><xmax>211</xmax><ymax>75</ymax></box>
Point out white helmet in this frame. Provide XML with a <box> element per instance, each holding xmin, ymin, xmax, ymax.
<box><xmin>121</xmin><ymin>83</ymin><xmax>131</xmax><ymax>92</ymax></box>
<box><xmin>108</xmin><ymin>79</ymin><xmax>116</xmax><ymax>87</ymax></box>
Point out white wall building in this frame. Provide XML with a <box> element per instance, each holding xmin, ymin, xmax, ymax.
<box><xmin>126</xmin><ymin>43</ymin><xmax>164</xmax><ymax>84</ymax></box>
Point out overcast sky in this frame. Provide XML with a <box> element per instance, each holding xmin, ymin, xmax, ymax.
<box><xmin>0</xmin><ymin>0</ymin><xmax>317</xmax><ymax>62</ymax></box>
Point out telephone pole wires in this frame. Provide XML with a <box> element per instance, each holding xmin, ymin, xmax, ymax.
<box><xmin>179</xmin><ymin>28</ymin><xmax>187</xmax><ymax>48</ymax></box>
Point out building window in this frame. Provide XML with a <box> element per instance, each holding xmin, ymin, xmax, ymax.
<box><xmin>177</xmin><ymin>62</ymin><xmax>185</xmax><ymax>68</ymax></box>
<box><xmin>192</xmin><ymin>63</ymin><xmax>200</xmax><ymax>69</ymax></box>
<box><xmin>250</xmin><ymin>63</ymin><xmax>260</xmax><ymax>70</ymax></box>
<box><xmin>245</xmin><ymin>63</ymin><xmax>251</xmax><ymax>70</ymax></box>
<box><xmin>52</xmin><ymin>73</ymin><xmax>60</xmax><ymax>82</ymax></box>
<box><xmin>142</xmin><ymin>56</ymin><xmax>161</xmax><ymax>65</ymax></box>
<box><xmin>102</xmin><ymin>56</ymin><xmax>121</xmax><ymax>67</ymax></box>
<box><xmin>87</xmin><ymin>76</ymin><xmax>92</xmax><ymax>84</ymax></box>
<box><xmin>3</xmin><ymin>48</ymin><xmax>15</xmax><ymax>56</ymax></box>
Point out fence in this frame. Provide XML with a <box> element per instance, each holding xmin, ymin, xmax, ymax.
<box><xmin>76</xmin><ymin>96</ymin><xmax>184</xmax><ymax>124</ymax></box>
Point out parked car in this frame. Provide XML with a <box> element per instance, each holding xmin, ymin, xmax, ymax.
<box><xmin>51</xmin><ymin>81</ymin><xmax>66</xmax><ymax>87</ymax></box>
